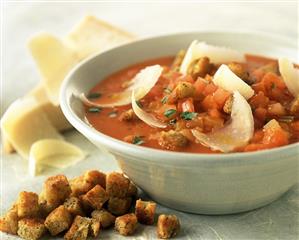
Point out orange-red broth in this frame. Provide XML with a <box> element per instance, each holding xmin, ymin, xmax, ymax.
<box><xmin>85</xmin><ymin>56</ymin><xmax>299</xmax><ymax>153</ymax></box>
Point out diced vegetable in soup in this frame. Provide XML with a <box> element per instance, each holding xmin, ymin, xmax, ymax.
<box><xmin>83</xmin><ymin>42</ymin><xmax>299</xmax><ymax>153</ymax></box>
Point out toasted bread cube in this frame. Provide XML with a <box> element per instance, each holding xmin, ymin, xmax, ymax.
<box><xmin>70</xmin><ymin>170</ymin><xmax>106</xmax><ymax>197</ymax></box>
<box><xmin>63</xmin><ymin>197</ymin><xmax>84</xmax><ymax>216</ymax></box>
<box><xmin>89</xmin><ymin>219</ymin><xmax>100</xmax><ymax>237</ymax></box>
<box><xmin>17</xmin><ymin>191</ymin><xmax>40</xmax><ymax>218</ymax></box>
<box><xmin>115</xmin><ymin>213</ymin><xmax>137</xmax><ymax>236</ymax></box>
<box><xmin>127</xmin><ymin>182</ymin><xmax>138</xmax><ymax>198</ymax></box>
<box><xmin>91</xmin><ymin>209</ymin><xmax>115</xmax><ymax>228</ymax></box>
<box><xmin>84</xmin><ymin>170</ymin><xmax>106</xmax><ymax>189</ymax></box>
<box><xmin>106</xmin><ymin>172</ymin><xmax>130</xmax><ymax>198</ymax></box>
<box><xmin>40</xmin><ymin>175</ymin><xmax>71</xmax><ymax>213</ymax></box>
<box><xmin>64</xmin><ymin>216</ymin><xmax>91</xmax><ymax>240</ymax></box>
<box><xmin>135</xmin><ymin>199</ymin><xmax>156</xmax><ymax>225</ymax></box>
<box><xmin>81</xmin><ymin>185</ymin><xmax>108</xmax><ymax>210</ymax></box>
<box><xmin>157</xmin><ymin>214</ymin><xmax>180</xmax><ymax>239</ymax></box>
<box><xmin>108</xmin><ymin>197</ymin><xmax>132</xmax><ymax>216</ymax></box>
<box><xmin>45</xmin><ymin>205</ymin><xmax>72</xmax><ymax>236</ymax></box>
<box><xmin>0</xmin><ymin>204</ymin><xmax>18</xmax><ymax>235</ymax></box>
<box><xmin>17</xmin><ymin>218</ymin><xmax>46</xmax><ymax>240</ymax></box>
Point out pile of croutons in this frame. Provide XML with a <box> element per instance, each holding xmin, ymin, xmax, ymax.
<box><xmin>0</xmin><ymin>170</ymin><xmax>180</xmax><ymax>239</ymax></box>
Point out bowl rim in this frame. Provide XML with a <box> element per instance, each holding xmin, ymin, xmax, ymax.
<box><xmin>60</xmin><ymin>30</ymin><xmax>299</xmax><ymax>165</ymax></box>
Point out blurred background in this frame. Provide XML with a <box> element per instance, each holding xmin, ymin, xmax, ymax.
<box><xmin>2</xmin><ymin>1</ymin><xmax>298</xmax><ymax>115</ymax></box>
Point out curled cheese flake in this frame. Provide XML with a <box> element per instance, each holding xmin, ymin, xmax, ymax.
<box><xmin>180</xmin><ymin>41</ymin><xmax>245</xmax><ymax>74</ymax></box>
<box><xmin>191</xmin><ymin>91</ymin><xmax>254</xmax><ymax>153</ymax></box>
<box><xmin>213</xmin><ymin>64</ymin><xmax>254</xmax><ymax>99</ymax></box>
<box><xmin>131</xmin><ymin>90</ymin><xmax>167</xmax><ymax>129</ymax></box>
<box><xmin>29</xmin><ymin>139</ymin><xmax>86</xmax><ymax>177</ymax></box>
<box><xmin>81</xmin><ymin>65</ymin><xmax>163</xmax><ymax>108</ymax></box>
<box><xmin>278</xmin><ymin>58</ymin><xmax>299</xmax><ymax>97</ymax></box>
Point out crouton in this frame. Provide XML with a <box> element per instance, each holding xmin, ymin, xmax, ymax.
<box><xmin>17</xmin><ymin>191</ymin><xmax>40</xmax><ymax>218</ymax></box>
<box><xmin>115</xmin><ymin>213</ymin><xmax>138</xmax><ymax>236</ymax></box>
<box><xmin>64</xmin><ymin>216</ymin><xmax>91</xmax><ymax>240</ymax></box>
<box><xmin>119</xmin><ymin>109</ymin><xmax>138</xmax><ymax>122</ymax></box>
<box><xmin>81</xmin><ymin>185</ymin><xmax>109</xmax><ymax>210</ymax></box>
<box><xmin>63</xmin><ymin>197</ymin><xmax>84</xmax><ymax>216</ymax></box>
<box><xmin>91</xmin><ymin>209</ymin><xmax>115</xmax><ymax>228</ymax></box>
<box><xmin>228</xmin><ymin>62</ymin><xmax>249</xmax><ymax>82</ymax></box>
<box><xmin>173</xmin><ymin>82</ymin><xmax>195</xmax><ymax>100</ymax></box>
<box><xmin>0</xmin><ymin>204</ymin><xmax>18</xmax><ymax>235</ymax></box>
<box><xmin>89</xmin><ymin>219</ymin><xmax>100</xmax><ymax>238</ymax></box>
<box><xmin>158</xmin><ymin>130</ymin><xmax>189</xmax><ymax>150</ymax></box>
<box><xmin>45</xmin><ymin>205</ymin><xmax>72</xmax><ymax>236</ymax></box>
<box><xmin>106</xmin><ymin>172</ymin><xmax>130</xmax><ymax>198</ymax></box>
<box><xmin>17</xmin><ymin>218</ymin><xmax>46</xmax><ymax>240</ymax></box>
<box><xmin>188</xmin><ymin>57</ymin><xmax>212</xmax><ymax>79</ymax></box>
<box><xmin>157</xmin><ymin>214</ymin><xmax>180</xmax><ymax>239</ymax></box>
<box><xmin>108</xmin><ymin>197</ymin><xmax>132</xmax><ymax>216</ymax></box>
<box><xmin>223</xmin><ymin>95</ymin><xmax>233</xmax><ymax>114</ymax></box>
<box><xmin>40</xmin><ymin>175</ymin><xmax>71</xmax><ymax>213</ymax></box>
<box><xmin>127</xmin><ymin>182</ymin><xmax>138</xmax><ymax>198</ymax></box>
<box><xmin>70</xmin><ymin>170</ymin><xmax>106</xmax><ymax>197</ymax></box>
<box><xmin>135</xmin><ymin>199</ymin><xmax>156</xmax><ymax>225</ymax></box>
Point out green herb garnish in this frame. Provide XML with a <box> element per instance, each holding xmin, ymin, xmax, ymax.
<box><xmin>161</xmin><ymin>96</ymin><xmax>168</xmax><ymax>104</ymax></box>
<box><xmin>180</xmin><ymin>111</ymin><xmax>197</xmax><ymax>120</ymax></box>
<box><xmin>132</xmin><ymin>136</ymin><xmax>145</xmax><ymax>145</ymax></box>
<box><xmin>87</xmin><ymin>92</ymin><xmax>102</xmax><ymax>99</ymax></box>
<box><xmin>163</xmin><ymin>87</ymin><xmax>172</xmax><ymax>94</ymax></box>
<box><xmin>164</xmin><ymin>109</ymin><xmax>177</xmax><ymax>118</ymax></box>
<box><xmin>88</xmin><ymin>107</ymin><xmax>102</xmax><ymax>113</ymax></box>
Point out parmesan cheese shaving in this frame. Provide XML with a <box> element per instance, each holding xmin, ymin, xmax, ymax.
<box><xmin>29</xmin><ymin>139</ymin><xmax>86</xmax><ymax>177</ymax></box>
<box><xmin>81</xmin><ymin>65</ymin><xmax>163</xmax><ymax>108</ymax></box>
<box><xmin>191</xmin><ymin>91</ymin><xmax>254</xmax><ymax>153</ymax></box>
<box><xmin>213</xmin><ymin>64</ymin><xmax>254</xmax><ymax>99</ymax></box>
<box><xmin>132</xmin><ymin>90</ymin><xmax>167</xmax><ymax>129</ymax></box>
<box><xmin>1</xmin><ymin>97</ymin><xmax>63</xmax><ymax>159</ymax></box>
<box><xmin>278</xmin><ymin>58</ymin><xmax>299</xmax><ymax>97</ymax></box>
<box><xmin>180</xmin><ymin>41</ymin><xmax>245</xmax><ymax>74</ymax></box>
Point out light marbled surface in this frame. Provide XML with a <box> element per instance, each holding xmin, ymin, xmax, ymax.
<box><xmin>1</xmin><ymin>2</ymin><xmax>298</xmax><ymax>239</ymax></box>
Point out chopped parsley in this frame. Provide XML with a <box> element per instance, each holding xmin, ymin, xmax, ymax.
<box><xmin>87</xmin><ymin>92</ymin><xmax>102</xmax><ymax>99</ymax></box>
<box><xmin>164</xmin><ymin>109</ymin><xmax>177</xmax><ymax>118</ymax></box>
<box><xmin>180</xmin><ymin>111</ymin><xmax>197</xmax><ymax>120</ymax></box>
<box><xmin>161</xmin><ymin>96</ymin><xmax>168</xmax><ymax>104</ymax></box>
<box><xmin>132</xmin><ymin>136</ymin><xmax>145</xmax><ymax>145</ymax></box>
<box><xmin>88</xmin><ymin>107</ymin><xmax>102</xmax><ymax>113</ymax></box>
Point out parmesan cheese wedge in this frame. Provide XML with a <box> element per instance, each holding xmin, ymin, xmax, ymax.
<box><xmin>28</xmin><ymin>34</ymin><xmax>80</xmax><ymax>105</ymax></box>
<box><xmin>65</xmin><ymin>15</ymin><xmax>136</xmax><ymax>60</ymax></box>
<box><xmin>191</xmin><ymin>91</ymin><xmax>254</xmax><ymax>153</ymax></box>
<box><xmin>132</xmin><ymin>90</ymin><xmax>167</xmax><ymax>129</ymax></box>
<box><xmin>1</xmin><ymin>97</ymin><xmax>63</xmax><ymax>159</ymax></box>
<box><xmin>180</xmin><ymin>41</ymin><xmax>245</xmax><ymax>74</ymax></box>
<box><xmin>278</xmin><ymin>58</ymin><xmax>299</xmax><ymax>97</ymax></box>
<box><xmin>213</xmin><ymin>64</ymin><xmax>254</xmax><ymax>99</ymax></box>
<box><xmin>29</xmin><ymin>139</ymin><xmax>86</xmax><ymax>177</ymax></box>
<box><xmin>81</xmin><ymin>65</ymin><xmax>163</xmax><ymax>108</ymax></box>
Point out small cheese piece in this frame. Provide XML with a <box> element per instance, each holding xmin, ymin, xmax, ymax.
<box><xmin>29</xmin><ymin>139</ymin><xmax>86</xmax><ymax>177</ymax></box>
<box><xmin>213</xmin><ymin>64</ymin><xmax>254</xmax><ymax>99</ymax></box>
<box><xmin>278</xmin><ymin>58</ymin><xmax>299</xmax><ymax>97</ymax></box>
<box><xmin>65</xmin><ymin>15</ymin><xmax>136</xmax><ymax>60</ymax></box>
<box><xmin>191</xmin><ymin>91</ymin><xmax>254</xmax><ymax>152</ymax></box>
<box><xmin>81</xmin><ymin>65</ymin><xmax>163</xmax><ymax>108</ymax></box>
<box><xmin>28</xmin><ymin>33</ymin><xmax>80</xmax><ymax>105</ymax></box>
<box><xmin>180</xmin><ymin>41</ymin><xmax>245</xmax><ymax>74</ymax></box>
<box><xmin>1</xmin><ymin>97</ymin><xmax>63</xmax><ymax>159</ymax></box>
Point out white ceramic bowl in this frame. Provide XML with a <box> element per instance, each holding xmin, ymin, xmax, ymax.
<box><xmin>60</xmin><ymin>32</ymin><xmax>299</xmax><ymax>214</ymax></box>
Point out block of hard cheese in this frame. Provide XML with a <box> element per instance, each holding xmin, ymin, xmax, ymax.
<box><xmin>65</xmin><ymin>15</ymin><xmax>136</xmax><ymax>60</ymax></box>
<box><xmin>1</xmin><ymin>96</ymin><xmax>63</xmax><ymax>159</ymax></box>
